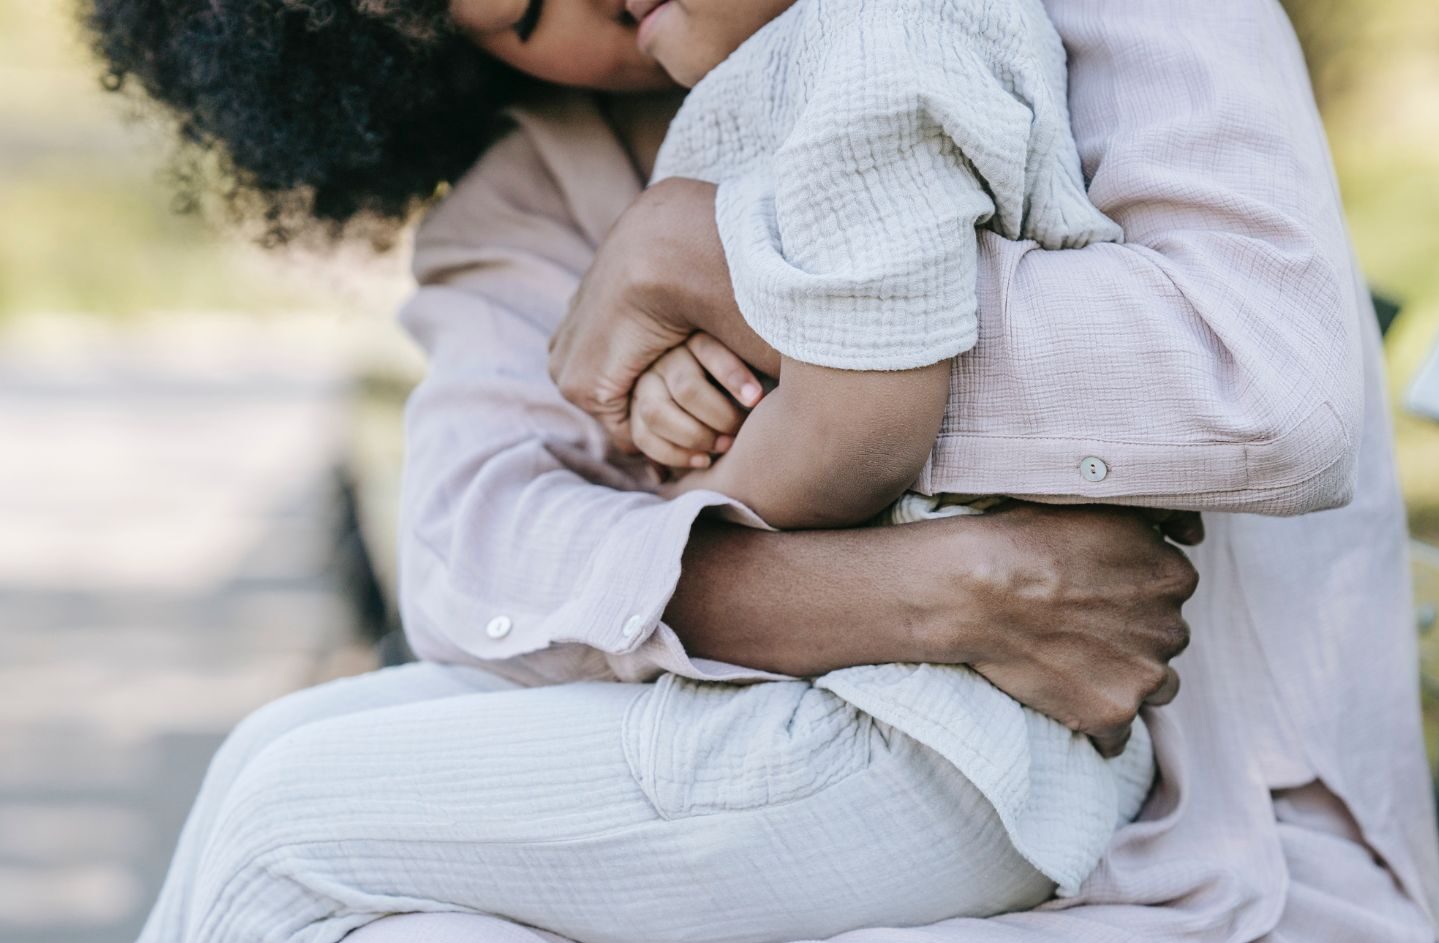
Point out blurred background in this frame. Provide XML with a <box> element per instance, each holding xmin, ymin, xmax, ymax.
<box><xmin>0</xmin><ymin>1</ymin><xmax>1436</xmax><ymax>940</ymax></box>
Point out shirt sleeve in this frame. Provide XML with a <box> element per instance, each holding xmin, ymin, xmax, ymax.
<box><xmin>396</xmin><ymin>131</ymin><xmax>787</xmax><ymax>685</ymax></box>
<box><xmin>917</xmin><ymin>0</ymin><xmax>1367</xmax><ymax>516</ymax></box>
<box><xmin>703</xmin><ymin>0</ymin><xmax>1119</xmax><ymax>372</ymax></box>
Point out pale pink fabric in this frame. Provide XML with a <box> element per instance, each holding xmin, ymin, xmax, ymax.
<box><xmin>393</xmin><ymin>0</ymin><xmax>1439</xmax><ymax>938</ymax></box>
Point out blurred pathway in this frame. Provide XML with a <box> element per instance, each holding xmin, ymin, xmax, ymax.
<box><xmin>0</xmin><ymin>314</ymin><xmax>379</xmax><ymax>942</ymax></box>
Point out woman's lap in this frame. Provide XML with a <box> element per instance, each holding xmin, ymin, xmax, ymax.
<box><xmin>147</xmin><ymin>666</ymin><xmax>1048</xmax><ymax>943</ymax></box>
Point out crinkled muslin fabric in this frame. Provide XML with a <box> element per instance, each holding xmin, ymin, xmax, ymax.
<box><xmin>389</xmin><ymin>0</ymin><xmax>1439</xmax><ymax>938</ymax></box>
<box><xmin>651</xmin><ymin>0</ymin><xmax>1121</xmax><ymax>371</ymax></box>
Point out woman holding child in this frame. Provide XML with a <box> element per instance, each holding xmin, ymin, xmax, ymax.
<box><xmin>88</xmin><ymin>0</ymin><xmax>1438</xmax><ymax>940</ymax></box>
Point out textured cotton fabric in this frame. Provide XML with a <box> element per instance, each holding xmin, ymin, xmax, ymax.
<box><xmin>652</xmin><ymin>0</ymin><xmax>1121</xmax><ymax>371</ymax></box>
<box><xmin>388</xmin><ymin>0</ymin><xmax>1439</xmax><ymax>939</ymax></box>
<box><xmin>138</xmin><ymin>664</ymin><xmax>1061</xmax><ymax>943</ymax></box>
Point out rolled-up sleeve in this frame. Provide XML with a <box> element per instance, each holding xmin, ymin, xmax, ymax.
<box><xmin>922</xmin><ymin>0</ymin><xmax>1365</xmax><ymax>516</ymax></box>
<box><xmin>396</xmin><ymin>132</ymin><xmax>783</xmax><ymax>685</ymax></box>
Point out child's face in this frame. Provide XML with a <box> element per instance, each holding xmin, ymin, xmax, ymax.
<box><xmin>453</xmin><ymin>0</ymin><xmax>675</xmax><ymax>91</ymax></box>
<box><xmin>626</xmin><ymin>0</ymin><xmax>797</xmax><ymax>87</ymax></box>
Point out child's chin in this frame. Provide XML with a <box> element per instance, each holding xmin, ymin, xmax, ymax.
<box><xmin>658</xmin><ymin>55</ymin><xmax>714</xmax><ymax>89</ymax></box>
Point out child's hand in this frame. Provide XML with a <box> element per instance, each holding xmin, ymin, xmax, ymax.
<box><xmin>630</xmin><ymin>333</ymin><xmax>764</xmax><ymax>473</ymax></box>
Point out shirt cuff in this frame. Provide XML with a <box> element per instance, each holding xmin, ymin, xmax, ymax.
<box><xmin>407</xmin><ymin>487</ymin><xmax>789</xmax><ymax>683</ymax></box>
<box><xmin>576</xmin><ymin>489</ymin><xmax>785</xmax><ymax>675</ymax></box>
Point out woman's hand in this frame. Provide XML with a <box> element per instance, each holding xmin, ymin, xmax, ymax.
<box><xmin>666</xmin><ymin>503</ymin><xmax>1199</xmax><ymax>758</ymax></box>
<box><xmin>548</xmin><ymin>177</ymin><xmax>778</xmax><ymax>454</ymax></box>
<box><xmin>911</xmin><ymin>504</ymin><xmax>1199</xmax><ymax>757</ymax></box>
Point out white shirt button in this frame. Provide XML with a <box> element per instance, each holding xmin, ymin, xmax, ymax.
<box><xmin>1079</xmin><ymin>457</ymin><xmax>1109</xmax><ymax>483</ymax></box>
<box><xmin>485</xmin><ymin>615</ymin><xmax>513</xmax><ymax>640</ymax></box>
<box><xmin>621</xmin><ymin>615</ymin><xmax>646</xmax><ymax>640</ymax></box>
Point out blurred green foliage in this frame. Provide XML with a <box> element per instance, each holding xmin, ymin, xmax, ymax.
<box><xmin>1286</xmin><ymin>0</ymin><xmax>1439</xmax><ymax>537</ymax></box>
<box><xmin>0</xmin><ymin>3</ymin><xmax>344</xmax><ymax>317</ymax></box>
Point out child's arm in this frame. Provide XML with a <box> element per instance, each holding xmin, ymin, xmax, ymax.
<box><xmin>671</xmin><ymin>356</ymin><xmax>951</xmax><ymax>530</ymax></box>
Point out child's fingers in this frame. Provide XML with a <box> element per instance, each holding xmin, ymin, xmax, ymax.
<box><xmin>632</xmin><ymin>372</ymin><xmax>717</xmax><ymax>469</ymax></box>
<box><xmin>636</xmin><ymin>368</ymin><xmax>724</xmax><ymax>450</ymax></box>
<box><xmin>685</xmin><ymin>333</ymin><xmax>765</xmax><ymax>409</ymax></box>
<box><xmin>653</xmin><ymin>345</ymin><xmax>746</xmax><ymax>436</ymax></box>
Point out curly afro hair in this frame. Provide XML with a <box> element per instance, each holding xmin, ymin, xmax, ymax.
<box><xmin>85</xmin><ymin>0</ymin><xmax>533</xmax><ymax>244</ymax></box>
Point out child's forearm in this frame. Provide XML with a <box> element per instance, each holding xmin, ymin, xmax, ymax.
<box><xmin>677</xmin><ymin>359</ymin><xmax>951</xmax><ymax>529</ymax></box>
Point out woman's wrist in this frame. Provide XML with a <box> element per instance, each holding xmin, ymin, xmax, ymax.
<box><xmin>663</xmin><ymin>519</ymin><xmax>940</xmax><ymax>676</ymax></box>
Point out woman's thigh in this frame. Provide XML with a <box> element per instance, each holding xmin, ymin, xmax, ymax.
<box><xmin>201</xmin><ymin>662</ymin><xmax>522</xmax><ymax>805</ymax></box>
<box><xmin>194</xmin><ymin>676</ymin><xmax>1048</xmax><ymax>943</ymax></box>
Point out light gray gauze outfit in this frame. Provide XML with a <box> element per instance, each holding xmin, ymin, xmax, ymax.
<box><xmin>650</xmin><ymin>0</ymin><xmax>1153</xmax><ymax>897</ymax></box>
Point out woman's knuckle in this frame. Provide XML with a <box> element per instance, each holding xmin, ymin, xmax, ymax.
<box><xmin>1139</xmin><ymin>664</ymin><xmax>1167</xmax><ymax>695</ymax></box>
<box><xmin>1161</xmin><ymin>618</ymin><xmax>1191</xmax><ymax>656</ymax></box>
<box><xmin>1161</xmin><ymin>552</ymin><xmax>1199</xmax><ymax>596</ymax></box>
<box><xmin>1096</xmin><ymin>696</ymin><xmax>1138</xmax><ymax>732</ymax></box>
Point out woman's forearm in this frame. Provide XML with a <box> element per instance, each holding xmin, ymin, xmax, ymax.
<box><xmin>663</xmin><ymin>519</ymin><xmax>946</xmax><ymax>676</ymax></box>
<box><xmin>663</xmin><ymin>505</ymin><xmax>1196</xmax><ymax>756</ymax></box>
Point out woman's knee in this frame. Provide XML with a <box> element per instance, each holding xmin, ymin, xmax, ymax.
<box><xmin>188</xmin><ymin>721</ymin><xmax>356</xmax><ymax>933</ymax></box>
<box><xmin>209</xmin><ymin>664</ymin><xmax>453</xmax><ymax>788</ymax></box>
<box><xmin>210</xmin><ymin>678</ymin><xmax>364</xmax><ymax>784</ymax></box>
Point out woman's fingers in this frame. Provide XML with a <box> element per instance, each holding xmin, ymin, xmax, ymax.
<box><xmin>1145</xmin><ymin>666</ymin><xmax>1182</xmax><ymax>706</ymax></box>
<box><xmin>1090</xmin><ymin>724</ymin><xmax>1133</xmax><ymax>760</ymax></box>
<box><xmin>1096</xmin><ymin>666</ymin><xmax>1179</xmax><ymax>757</ymax></box>
<box><xmin>685</xmin><ymin>333</ymin><xmax>765</xmax><ymax>409</ymax></box>
<box><xmin>938</xmin><ymin>505</ymin><xmax>1196</xmax><ymax>759</ymax></box>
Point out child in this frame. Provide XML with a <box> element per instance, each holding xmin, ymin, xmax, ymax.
<box><xmin>635</xmin><ymin>0</ymin><xmax>1124</xmax><ymax>531</ymax></box>
<box><xmin>622</xmin><ymin>0</ymin><xmax>1159</xmax><ymax>924</ymax></box>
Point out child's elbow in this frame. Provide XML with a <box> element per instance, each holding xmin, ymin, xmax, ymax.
<box><xmin>767</xmin><ymin>446</ymin><xmax>929</xmax><ymax>530</ymax></box>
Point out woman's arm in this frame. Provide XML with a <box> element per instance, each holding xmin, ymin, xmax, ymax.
<box><xmin>667</xmin><ymin>505</ymin><xmax>1194</xmax><ymax>756</ymax></box>
<box><xmin>399</xmin><ymin>120</ymin><xmax>1192</xmax><ymax>753</ymax></box>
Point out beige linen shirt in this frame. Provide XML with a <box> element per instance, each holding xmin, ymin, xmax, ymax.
<box><xmin>395</xmin><ymin>0</ymin><xmax>1439</xmax><ymax>938</ymax></box>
